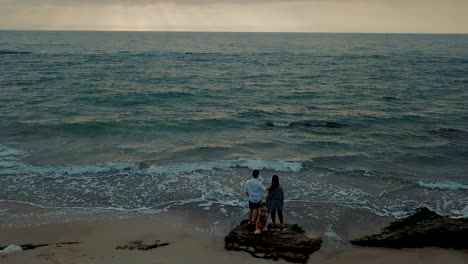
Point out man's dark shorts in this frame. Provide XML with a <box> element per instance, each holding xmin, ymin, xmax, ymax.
<box><xmin>249</xmin><ymin>201</ymin><xmax>261</xmax><ymax>209</ymax></box>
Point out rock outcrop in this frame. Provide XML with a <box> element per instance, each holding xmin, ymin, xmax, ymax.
<box><xmin>225</xmin><ymin>221</ymin><xmax>322</xmax><ymax>263</ymax></box>
<box><xmin>351</xmin><ymin>208</ymin><xmax>468</xmax><ymax>249</ymax></box>
<box><xmin>116</xmin><ymin>240</ymin><xmax>170</xmax><ymax>250</ymax></box>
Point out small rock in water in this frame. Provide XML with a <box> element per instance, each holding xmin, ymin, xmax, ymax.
<box><xmin>138</xmin><ymin>162</ymin><xmax>151</xmax><ymax>169</ymax></box>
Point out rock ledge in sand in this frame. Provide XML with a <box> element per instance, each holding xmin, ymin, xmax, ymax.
<box><xmin>225</xmin><ymin>221</ymin><xmax>322</xmax><ymax>263</ymax></box>
<box><xmin>351</xmin><ymin>207</ymin><xmax>468</xmax><ymax>249</ymax></box>
<box><xmin>116</xmin><ymin>240</ymin><xmax>170</xmax><ymax>250</ymax></box>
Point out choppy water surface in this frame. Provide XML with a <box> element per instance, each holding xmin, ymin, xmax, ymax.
<box><xmin>0</xmin><ymin>32</ymin><xmax>467</xmax><ymax>223</ymax></box>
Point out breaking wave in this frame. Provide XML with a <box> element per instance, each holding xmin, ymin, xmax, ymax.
<box><xmin>0</xmin><ymin>145</ymin><xmax>303</xmax><ymax>177</ymax></box>
<box><xmin>417</xmin><ymin>180</ymin><xmax>468</xmax><ymax>191</ymax></box>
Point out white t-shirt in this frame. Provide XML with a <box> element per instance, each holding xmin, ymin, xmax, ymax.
<box><xmin>243</xmin><ymin>178</ymin><xmax>266</xmax><ymax>203</ymax></box>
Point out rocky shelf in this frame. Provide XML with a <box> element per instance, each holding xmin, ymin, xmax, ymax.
<box><xmin>351</xmin><ymin>207</ymin><xmax>468</xmax><ymax>249</ymax></box>
<box><xmin>225</xmin><ymin>221</ymin><xmax>322</xmax><ymax>263</ymax></box>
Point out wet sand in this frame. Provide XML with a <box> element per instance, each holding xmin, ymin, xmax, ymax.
<box><xmin>1</xmin><ymin>203</ymin><xmax>467</xmax><ymax>264</ymax></box>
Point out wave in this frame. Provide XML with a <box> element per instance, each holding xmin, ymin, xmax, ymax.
<box><xmin>0</xmin><ymin>145</ymin><xmax>303</xmax><ymax>176</ymax></box>
<box><xmin>9</xmin><ymin>116</ymin><xmax>251</xmax><ymax>137</ymax></box>
<box><xmin>10</xmin><ymin>121</ymin><xmax>123</xmax><ymax>136</ymax></box>
<box><xmin>85</xmin><ymin>90</ymin><xmax>195</xmax><ymax>105</ymax></box>
<box><xmin>0</xmin><ymin>145</ymin><xmax>28</xmax><ymax>159</ymax></box>
<box><xmin>266</xmin><ymin>121</ymin><xmax>291</xmax><ymax>127</ymax></box>
<box><xmin>0</xmin><ymin>145</ymin><xmax>303</xmax><ymax>213</ymax></box>
<box><xmin>417</xmin><ymin>181</ymin><xmax>468</xmax><ymax>191</ymax></box>
<box><xmin>147</xmin><ymin>159</ymin><xmax>303</xmax><ymax>174</ymax></box>
<box><xmin>428</xmin><ymin>128</ymin><xmax>468</xmax><ymax>138</ymax></box>
<box><xmin>42</xmin><ymin>50</ymin><xmax>240</xmax><ymax>57</ymax></box>
<box><xmin>241</xmin><ymin>74</ymin><xmax>276</xmax><ymax>80</ymax></box>
<box><xmin>266</xmin><ymin>121</ymin><xmax>347</xmax><ymax>129</ymax></box>
<box><xmin>0</xmin><ymin>50</ymin><xmax>32</xmax><ymax>55</ymax></box>
<box><xmin>2</xmin><ymin>144</ymin><xmax>467</xmax><ymax>220</ymax></box>
<box><xmin>315</xmin><ymin>54</ymin><xmax>390</xmax><ymax>60</ymax></box>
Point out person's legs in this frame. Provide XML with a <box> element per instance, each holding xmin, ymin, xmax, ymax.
<box><xmin>278</xmin><ymin>209</ymin><xmax>283</xmax><ymax>224</ymax></box>
<box><xmin>249</xmin><ymin>201</ymin><xmax>261</xmax><ymax>224</ymax></box>
<box><xmin>271</xmin><ymin>209</ymin><xmax>277</xmax><ymax>224</ymax></box>
<box><xmin>252</xmin><ymin>209</ymin><xmax>259</xmax><ymax>223</ymax></box>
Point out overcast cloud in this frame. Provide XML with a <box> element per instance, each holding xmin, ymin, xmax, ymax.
<box><xmin>1</xmin><ymin>0</ymin><xmax>467</xmax><ymax>33</ymax></box>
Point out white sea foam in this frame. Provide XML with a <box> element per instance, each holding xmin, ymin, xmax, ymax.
<box><xmin>0</xmin><ymin>145</ymin><xmax>28</xmax><ymax>159</ymax></box>
<box><xmin>2</xmin><ymin>144</ymin><xmax>467</xmax><ymax>222</ymax></box>
<box><xmin>0</xmin><ymin>145</ymin><xmax>303</xmax><ymax>176</ymax></box>
<box><xmin>147</xmin><ymin>158</ymin><xmax>303</xmax><ymax>175</ymax></box>
<box><xmin>0</xmin><ymin>160</ymin><xmax>140</xmax><ymax>177</ymax></box>
<box><xmin>271</xmin><ymin>121</ymin><xmax>290</xmax><ymax>127</ymax></box>
<box><xmin>450</xmin><ymin>206</ymin><xmax>468</xmax><ymax>218</ymax></box>
<box><xmin>324</xmin><ymin>224</ymin><xmax>345</xmax><ymax>250</ymax></box>
<box><xmin>0</xmin><ymin>245</ymin><xmax>23</xmax><ymax>255</ymax></box>
<box><xmin>220</xmin><ymin>207</ymin><xmax>228</xmax><ymax>215</ymax></box>
<box><xmin>417</xmin><ymin>180</ymin><xmax>468</xmax><ymax>191</ymax></box>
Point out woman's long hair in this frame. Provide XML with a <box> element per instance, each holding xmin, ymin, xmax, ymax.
<box><xmin>269</xmin><ymin>175</ymin><xmax>280</xmax><ymax>193</ymax></box>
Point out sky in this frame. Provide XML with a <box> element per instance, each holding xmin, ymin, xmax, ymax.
<box><xmin>1</xmin><ymin>0</ymin><xmax>467</xmax><ymax>33</ymax></box>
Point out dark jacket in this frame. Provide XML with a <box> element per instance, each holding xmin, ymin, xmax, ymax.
<box><xmin>266</xmin><ymin>185</ymin><xmax>284</xmax><ymax>211</ymax></box>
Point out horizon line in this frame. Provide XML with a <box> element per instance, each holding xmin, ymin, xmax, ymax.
<box><xmin>0</xmin><ymin>29</ymin><xmax>467</xmax><ymax>35</ymax></box>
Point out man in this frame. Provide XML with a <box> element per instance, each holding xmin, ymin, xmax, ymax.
<box><xmin>244</xmin><ymin>170</ymin><xmax>266</xmax><ymax>224</ymax></box>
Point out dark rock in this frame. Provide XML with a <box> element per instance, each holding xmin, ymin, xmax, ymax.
<box><xmin>294</xmin><ymin>121</ymin><xmax>348</xmax><ymax>129</ymax></box>
<box><xmin>323</xmin><ymin>122</ymin><xmax>346</xmax><ymax>128</ymax></box>
<box><xmin>290</xmin><ymin>122</ymin><xmax>312</xmax><ymax>128</ymax></box>
<box><xmin>116</xmin><ymin>240</ymin><xmax>170</xmax><ymax>251</ymax></box>
<box><xmin>0</xmin><ymin>242</ymin><xmax>79</xmax><ymax>251</ymax></box>
<box><xmin>225</xmin><ymin>222</ymin><xmax>322</xmax><ymax>263</ymax></box>
<box><xmin>17</xmin><ymin>244</ymin><xmax>49</xmax><ymax>251</ymax></box>
<box><xmin>55</xmin><ymin>242</ymin><xmax>80</xmax><ymax>246</ymax></box>
<box><xmin>382</xmin><ymin>96</ymin><xmax>400</xmax><ymax>101</ymax></box>
<box><xmin>265</xmin><ymin>121</ymin><xmax>347</xmax><ymax>131</ymax></box>
<box><xmin>351</xmin><ymin>208</ymin><xmax>468</xmax><ymax>249</ymax></box>
<box><xmin>138</xmin><ymin>162</ymin><xmax>151</xmax><ymax>169</ymax></box>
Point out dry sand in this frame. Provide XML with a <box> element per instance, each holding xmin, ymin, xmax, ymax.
<box><xmin>1</xmin><ymin>212</ymin><xmax>467</xmax><ymax>264</ymax></box>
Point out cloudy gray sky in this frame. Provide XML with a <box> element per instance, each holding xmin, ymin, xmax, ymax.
<box><xmin>1</xmin><ymin>0</ymin><xmax>467</xmax><ymax>33</ymax></box>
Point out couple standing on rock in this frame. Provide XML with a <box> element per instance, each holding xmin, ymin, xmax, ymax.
<box><xmin>243</xmin><ymin>170</ymin><xmax>285</xmax><ymax>225</ymax></box>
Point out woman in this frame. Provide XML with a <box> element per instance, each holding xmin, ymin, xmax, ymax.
<box><xmin>266</xmin><ymin>175</ymin><xmax>284</xmax><ymax>224</ymax></box>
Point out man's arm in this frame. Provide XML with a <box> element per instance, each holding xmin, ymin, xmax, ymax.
<box><xmin>244</xmin><ymin>181</ymin><xmax>249</xmax><ymax>197</ymax></box>
<box><xmin>259</xmin><ymin>182</ymin><xmax>266</xmax><ymax>192</ymax></box>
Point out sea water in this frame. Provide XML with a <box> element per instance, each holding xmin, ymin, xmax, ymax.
<box><xmin>0</xmin><ymin>31</ymin><xmax>467</xmax><ymax>223</ymax></box>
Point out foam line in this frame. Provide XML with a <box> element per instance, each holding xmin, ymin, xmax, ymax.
<box><xmin>418</xmin><ymin>180</ymin><xmax>468</xmax><ymax>191</ymax></box>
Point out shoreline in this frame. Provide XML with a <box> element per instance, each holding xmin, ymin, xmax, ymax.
<box><xmin>1</xmin><ymin>202</ymin><xmax>467</xmax><ymax>263</ymax></box>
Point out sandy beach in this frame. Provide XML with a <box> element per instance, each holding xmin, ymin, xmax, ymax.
<box><xmin>1</xmin><ymin>202</ymin><xmax>467</xmax><ymax>264</ymax></box>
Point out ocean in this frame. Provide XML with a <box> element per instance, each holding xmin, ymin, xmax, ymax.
<box><xmin>0</xmin><ymin>31</ymin><xmax>467</xmax><ymax>226</ymax></box>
